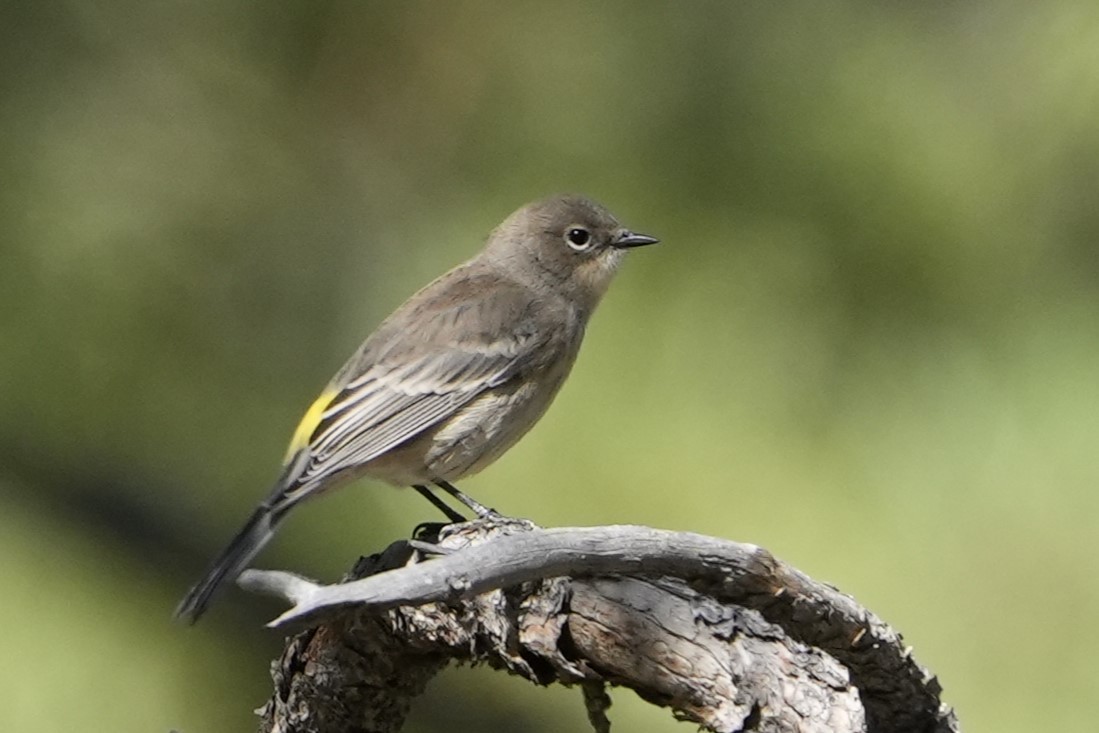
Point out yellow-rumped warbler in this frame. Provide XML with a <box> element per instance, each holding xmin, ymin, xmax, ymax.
<box><xmin>175</xmin><ymin>194</ymin><xmax>658</xmax><ymax>622</ymax></box>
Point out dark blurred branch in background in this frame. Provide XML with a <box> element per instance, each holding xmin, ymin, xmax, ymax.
<box><xmin>240</xmin><ymin>519</ymin><xmax>959</xmax><ymax>733</ymax></box>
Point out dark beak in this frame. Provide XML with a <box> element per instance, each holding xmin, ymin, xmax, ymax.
<box><xmin>613</xmin><ymin>230</ymin><xmax>660</xmax><ymax>249</ymax></box>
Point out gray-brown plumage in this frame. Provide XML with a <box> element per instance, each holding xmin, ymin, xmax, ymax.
<box><xmin>175</xmin><ymin>194</ymin><xmax>657</xmax><ymax>622</ymax></box>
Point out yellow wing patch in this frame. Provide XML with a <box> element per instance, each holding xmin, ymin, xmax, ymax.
<box><xmin>284</xmin><ymin>386</ymin><xmax>340</xmax><ymax>463</ymax></box>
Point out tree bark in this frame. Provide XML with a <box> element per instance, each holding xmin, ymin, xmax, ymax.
<box><xmin>242</xmin><ymin>517</ymin><xmax>959</xmax><ymax>733</ymax></box>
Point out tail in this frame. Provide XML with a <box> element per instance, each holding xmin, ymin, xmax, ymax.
<box><xmin>174</xmin><ymin>504</ymin><xmax>280</xmax><ymax>624</ymax></box>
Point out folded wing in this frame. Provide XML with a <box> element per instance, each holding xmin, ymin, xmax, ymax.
<box><xmin>270</xmin><ymin>270</ymin><xmax>551</xmax><ymax>508</ymax></box>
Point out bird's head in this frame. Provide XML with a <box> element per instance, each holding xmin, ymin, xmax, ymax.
<box><xmin>485</xmin><ymin>194</ymin><xmax>658</xmax><ymax>310</ymax></box>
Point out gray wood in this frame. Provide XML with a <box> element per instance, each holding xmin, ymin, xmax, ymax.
<box><xmin>241</xmin><ymin>517</ymin><xmax>959</xmax><ymax>733</ymax></box>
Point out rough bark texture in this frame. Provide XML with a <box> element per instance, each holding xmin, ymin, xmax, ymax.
<box><xmin>244</xmin><ymin>517</ymin><xmax>960</xmax><ymax>733</ymax></box>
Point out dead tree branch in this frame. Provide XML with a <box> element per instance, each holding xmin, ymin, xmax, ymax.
<box><xmin>240</xmin><ymin>517</ymin><xmax>959</xmax><ymax>733</ymax></box>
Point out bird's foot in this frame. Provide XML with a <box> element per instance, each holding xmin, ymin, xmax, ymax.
<box><xmin>407</xmin><ymin>538</ymin><xmax>455</xmax><ymax>556</ymax></box>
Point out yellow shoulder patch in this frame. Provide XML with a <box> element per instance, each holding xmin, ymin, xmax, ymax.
<box><xmin>284</xmin><ymin>387</ymin><xmax>339</xmax><ymax>463</ymax></box>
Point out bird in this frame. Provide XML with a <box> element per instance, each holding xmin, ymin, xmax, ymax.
<box><xmin>174</xmin><ymin>194</ymin><xmax>658</xmax><ymax>622</ymax></box>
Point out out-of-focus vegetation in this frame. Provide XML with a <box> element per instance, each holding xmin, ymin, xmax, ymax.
<box><xmin>2</xmin><ymin>1</ymin><xmax>1097</xmax><ymax>730</ymax></box>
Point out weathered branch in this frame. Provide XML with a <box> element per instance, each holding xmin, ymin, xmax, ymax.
<box><xmin>241</xmin><ymin>517</ymin><xmax>959</xmax><ymax>733</ymax></box>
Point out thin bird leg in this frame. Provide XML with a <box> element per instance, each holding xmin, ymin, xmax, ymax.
<box><xmin>411</xmin><ymin>484</ymin><xmax>467</xmax><ymax>524</ymax></box>
<box><xmin>434</xmin><ymin>480</ymin><xmax>497</xmax><ymax>518</ymax></box>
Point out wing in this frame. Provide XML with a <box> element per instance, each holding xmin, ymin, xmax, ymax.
<box><xmin>271</xmin><ymin>267</ymin><xmax>560</xmax><ymax>505</ymax></box>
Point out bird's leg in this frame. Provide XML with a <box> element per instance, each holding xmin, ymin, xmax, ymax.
<box><xmin>411</xmin><ymin>484</ymin><xmax>467</xmax><ymax>524</ymax></box>
<box><xmin>434</xmin><ymin>480</ymin><xmax>498</xmax><ymax>518</ymax></box>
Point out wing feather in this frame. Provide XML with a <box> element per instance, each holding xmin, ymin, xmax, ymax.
<box><xmin>271</xmin><ymin>269</ymin><xmax>561</xmax><ymax>505</ymax></box>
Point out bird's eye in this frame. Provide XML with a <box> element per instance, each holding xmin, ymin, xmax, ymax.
<box><xmin>565</xmin><ymin>227</ymin><xmax>593</xmax><ymax>251</ymax></box>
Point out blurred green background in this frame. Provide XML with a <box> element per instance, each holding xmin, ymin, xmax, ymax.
<box><xmin>3</xmin><ymin>1</ymin><xmax>1097</xmax><ymax>731</ymax></box>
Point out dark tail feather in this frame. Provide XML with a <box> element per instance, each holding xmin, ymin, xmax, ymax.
<box><xmin>174</xmin><ymin>505</ymin><xmax>279</xmax><ymax>624</ymax></box>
